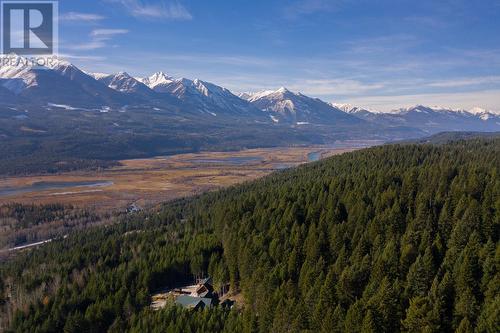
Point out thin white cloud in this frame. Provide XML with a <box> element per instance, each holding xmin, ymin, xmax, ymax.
<box><xmin>290</xmin><ymin>79</ymin><xmax>385</xmax><ymax>95</ymax></box>
<box><xmin>404</xmin><ymin>16</ymin><xmax>448</xmax><ymax>28</ymax></box>
<box><xmin>91</xmin><ymin>29</ymin><xmax>129</xmax><ymax>37</ymax></box>
<box><xmin>60</xmin><ymin>12</ymin><xmax>105</xmax><ymax>22</ymax></box>
<box><xmin>58</xmin><ymin>53</ymin><xmax>107</xmax><ymax>61</ymax></box>
<box><xmin>67</xmin><ymin>29</ymin><xmax>129</xmax><ymax>50</ymax></box>
<box><xmin>427</xmin><ymin>76</ymin><xmax>500</xmax><ymax>88</ymax></box>
<box><xmin>155</xmin><ymin>54</ymin><xmax>276</xmax><ymax>67</ymax></box>
<box><xmin>67</xmin><ymin>41</ymin><xmax>107</xmax><ymax>51</ymax></box>
<box><xmin>110</xmin><ymin>0</ymin><xmax>192</xmax><ymax>20</ymax></box>
<box><xmin>343</xmin><ymin>34</ymin><xmax>421</xmax><ymax>55</ymax></box>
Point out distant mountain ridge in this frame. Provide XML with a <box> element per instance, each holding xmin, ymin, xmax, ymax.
<box><xmin>146</xmin><ymin>77</ymin><xmax>266</xmax><ymax>119</ymax></box>
<box><xmin>0</xmin><ymin>54</ymin><xmax>499</xmax><ymax>136</ymax></box>
<box><xmin>242</xmin><ymin>87</ymin><xmax>365</xmax><ymax>126</ymax></box>
<box><xmin>0</xmin><ymin>55</ymin><xmax>132</xmax><ymax>106</ymax></box>
<box><xmin>0</xmin><ymin>55</ymin><xmax>265</xmax><ymax>120</ymax></box>
<box><xmin>338</xmin><ymin>104</ymin><xmax>500</xmax><ymax>133</ymax></box>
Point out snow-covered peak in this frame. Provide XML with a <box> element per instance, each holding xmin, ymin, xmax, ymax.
<box><xmin>87</xmin><ymin>72</ymin><xmax>110</xmax><ymax>80</ymax></box>
<box><xmin>331</xmin><ymin>103</ymin><xmax>355</xmax><ymax>112</ymax></box>
<box><xmin>401</xmin><ymin>105</ymin><xmax>430</xmax><ymax>113</ymax></box>
<box><xmin>94</xmin><ymin>71</ymin><xmax>150</xmax><ymax>94</ymax></box>
<box><xmin>467</xmin><ymin>107</ymin><xmax>500</xmax><ymax>116</ymax></box>
<box><xmin>246</xmin><ymin>87</ymin><xmax>298</xmax><ymax>102</ymax></box>
<box><xmin>390</xmin><ymin>105</ymin><xmax>500</xmax><ymax>118</ymax></box>
<box><xmin>0</xmin><ymin>54</ymin><xmax>74</xmax><ymax>75</ymax></box>
<box><xmin>391</xmin><ymin>105</ymin><xmax>446</xmax><ymax>115</ymax></box>
<box><xmin>332</xmin><ymin>103</ymin><xmax>500</xmax><ymax>117</ymax></box>
<box><xmin>192</xmin><ymin>79</ymin><xmax>232</xmax><ymax>97</ymax></box>
<box><xmin>0</xmin><ymin>55</ymin><xmax>120</xmax><ymax>96</ymax></box>
<box><xmin>271</xmin><ymin>87</ymin><xmax>297</xmax><ymax>96</ymax></box>
<box><xmin>330</xmin><ymin>103</ymin><xmax>385</xmax><ymax>114</ymax></box>
<box><xmin>116</xmin><ymin>71</ymin><xmax>131</xmax><ymax>78</ymax></box>
<box><xmin>246</xmin><ymin>86</ymin><xmax>360</xmax><ymax>126</ymax></box>
<box><xmin>0</xmin><ymin>54</ymin><xmax>47</xmax><ymax>93</ymax></box>
<box><xmin>468</xmin><ymin>107</ymin><xmax>487</xmax><ymax>115</ymax></box>
<box><xmin>141</xmin><ymin>71</ymin><xmax>174</xmax><ymax>89</ymax></box>
<box><xmin>246</xmin><ymin>90</ymin><xmax>275</xmax><ymax>102</ymax></box>
<box><xmin>0</xmin><ymin>54</ymin><xmax>47</xmax><ymax>77</ymax></box>
<box><xmin>237</xmin><ymin>92</ymin><xmax>253</xmax><ymax>100</ymax></box>
<box><xmin>0</xmin><ymin>54</ymin><xmax>84</xmax><ymax>78</ymax></box>
<box><xmin>44</xmin><ymin>57</ymin><xmax>73</xmax><ymax>70</ymax></box>
<box><xmin>466</xmin><ymin>107</ymin><xmax>500</xmax><ymax>120</ymax></box>
<box><xmin>163</xmin><ymin>77</ymin><xmax>233</xmax><ymax>99</ymax></box>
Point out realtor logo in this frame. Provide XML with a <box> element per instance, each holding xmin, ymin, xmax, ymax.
<box><xmin>1</xmin><ymin>0</ymin><xmax>58</xmax><ymax>55</ymax></box>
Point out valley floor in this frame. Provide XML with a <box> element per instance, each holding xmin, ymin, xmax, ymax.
<box><xmin>0</xmin><ymin>143</ymin><xmax>376</xmax><ymax>212</ymax></box>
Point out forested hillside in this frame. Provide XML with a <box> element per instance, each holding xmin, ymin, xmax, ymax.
<box><xmin>0</xmin><ymin>138</ymin><xmax>498</xmax><ymax>332</ymax></box>
<box><xmin>0</xmin><ymin>204</ymin><xmax>104</xmax><ymax>250</ymax></box>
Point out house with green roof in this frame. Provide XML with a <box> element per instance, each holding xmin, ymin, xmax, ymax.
<box><xmin>175</xmin><ymin>295</ymin><xmax>214</xmax><ymax>310</ymax></box>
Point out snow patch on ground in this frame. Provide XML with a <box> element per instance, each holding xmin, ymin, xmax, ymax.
<box><xmin>47</xmin><ymin>103</ymin><xmax>78</xmax><ymax>110</ymax></box>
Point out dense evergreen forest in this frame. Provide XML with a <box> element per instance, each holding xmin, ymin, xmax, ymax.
<box><xmin>0</xmin><ymin>138</ymin><xmax>498</xmax><ymax>332</ymax></box>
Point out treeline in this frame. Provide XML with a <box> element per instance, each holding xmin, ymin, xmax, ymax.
<box><xmin>406</xmin><ymin>131</ymin><xmax>500</xmax><ymax>145</ymax></box>
<box><xmin>0</xmin><ymin>203</ymin><xmax>104</xmax><ymax>250</ymax></box>
<box><xmin>0</xmin><ymin>138</ymin><xmax>498</xmax><ymax>332</ymax></box>
<box><xmin>0</xmin><ymin>157</ymin><xmax>120</xmax><ymax>176</ymax></box>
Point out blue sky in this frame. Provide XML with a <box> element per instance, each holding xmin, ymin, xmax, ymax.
<box><xmin>57</xmin><ymin>0</ymin><xmax>500</xmax><ymax>111</ymax></box>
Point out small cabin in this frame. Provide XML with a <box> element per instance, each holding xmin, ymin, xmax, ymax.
<box><xmin>175</xmin><ymin>276</ymin><xmax>217</xmax><ymax>309</ymax></box>
<box><xmin>192</xmin><ymin>278</ymin><xmax>214</xmax><ymax>298</ymax></box>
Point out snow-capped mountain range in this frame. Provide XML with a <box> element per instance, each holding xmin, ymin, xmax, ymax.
<box><xmin>335</xmin><ymin>104</ymin><xmax>500</xmax><ymax>133</ymax></box>
<box><xmin>0</xmin><ymin>54</ymin><xmax>499</xmax><ymax>135</ymax></box>
<box><xmin>146</xmin><ymin>77</ymin><xmax>265</xmax><ymax>118</ymax></box>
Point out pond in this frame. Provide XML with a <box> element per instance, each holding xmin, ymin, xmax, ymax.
<box><xmin>307</xmin><ymin>151</ymin><xmax>322</xmax><ymax>162</ymax></box>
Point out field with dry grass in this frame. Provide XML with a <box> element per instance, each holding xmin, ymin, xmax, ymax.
<box><xmin>0</xmin><ymin>146</ymin><xmax>362</xmax><ymax>212</ymax></box>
